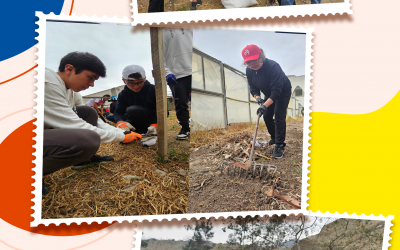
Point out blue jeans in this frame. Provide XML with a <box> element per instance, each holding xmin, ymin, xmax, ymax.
<box><xmin>281</xmin><ymin>0</ymin><xmax>320</xmax><ymax>4</ymax></box>
<box><xmin>106</xmin><ymin>115</ymin><xmax>115</xmax><ymax>123</ymax></box>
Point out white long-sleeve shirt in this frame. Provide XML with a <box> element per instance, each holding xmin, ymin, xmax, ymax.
<box><xmin>163</xmin><ymin>28</ymin><xmax>193</xmax><ymax>80</ymax></box>
<box><xmin>44</xmin><ymin>68</ymin><xmax>125</xmax><ymax>143</ymax></box>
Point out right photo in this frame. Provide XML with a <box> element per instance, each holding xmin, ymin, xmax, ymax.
<box><xmin>189</xmin><ymin>29</ymin><xmax>309</xmax><ymax>213</ymax></box>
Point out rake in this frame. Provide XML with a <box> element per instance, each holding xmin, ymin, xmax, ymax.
<box><xmin>220</xmin><ymin>103</ymin><xmax>278</xmax><ymax>180</ymax></box>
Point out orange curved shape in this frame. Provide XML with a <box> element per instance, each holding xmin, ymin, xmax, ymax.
<box><xmin>0</xmin><ymin>65</ymin><xmax>38</xmax><ymax>86</ymax></box>
<box><xmin>0</xmin><ymin>120</ymin><xmax>112</xmax><ymax>236</ymax></box>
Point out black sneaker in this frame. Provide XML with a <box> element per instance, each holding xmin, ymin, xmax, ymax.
<box><xmin>176</xmin><ymin>128</ymin><xmax>190</xmax><ymax>140</ymax></box>
<box><xmin>271</xmin><ymin>143</ymin><xmax>285</xmax><ymax>159</ymax></box>
<box><xmin>42</xmin><ymin>180</ymin><xmax>50</xmax><ymax>197</ymax></box>
<box><xmin>190</xmin><ymin>1</ymin><xmax>197</xmax><ymax>10</ymax></box>
<box><xmin>71</xmin><ymin>154</ymin><xmax>114</xmax><ymax>170</ymax></box>
<box><xmin>197</xmin><ymin>0</ymin><xmax>202</xmax><ymax>5</ymax></box>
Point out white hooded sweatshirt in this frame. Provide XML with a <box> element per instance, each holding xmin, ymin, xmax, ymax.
<box><xmin>163</xmin><ymin>28</ymin><xmax>193</xmax><ymax>80</ymax></box>
<box><xmin>44</xmin><ymin>68</ymin><xmax>125</xmax><ymax>143</ymax></box>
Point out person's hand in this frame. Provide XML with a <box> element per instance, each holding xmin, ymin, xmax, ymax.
<box><xmin>147</xmin><ymin>124</ymin><xmax>157</xmax><ymax>135</ymax></box>
<box><xmin>116</xmin><ymin>121</ymin><xmax>135</xmax><ymax>131</ymax></box>
<box><xmin>257</xmin><ymin>105</ymin><xmax>268</xmax><ymax>117</ymax></box>
<box><xmin>166</xmin><ymin>74</ymin><xmax>178</xmax><ymax>85</ymax></box>
<box><xmin>122</xmin><ymin>131</ymin><xmax>142</xmax><ymax>143</ymax></box>
<box><xmin>256</xmin><ymin>97</ymin><xmax>264</xmax><ymax>105</ymax></box>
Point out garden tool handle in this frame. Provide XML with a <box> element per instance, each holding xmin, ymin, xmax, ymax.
<box><xmin>249</xmin><ymin>103</ymin><xmax>263</xmax><ymax>162</ymax></box>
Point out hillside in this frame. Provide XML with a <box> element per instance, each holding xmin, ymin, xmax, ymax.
<box><xmin>142</xmin><ymin>219</ymin><xmax>384</xmax><ymax>250</ymax></box>
<box><xmin>291</xmin><ymin>219</ymin><xmax>384</xmax><ymax>250</ymax></box>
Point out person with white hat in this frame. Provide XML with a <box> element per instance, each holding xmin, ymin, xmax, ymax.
<box><xmin>163</xmin><ymin>28</ymin><xmax>193</xmax><ymax>140</ymax></box>
<box><xmin>242</xmin><ymin>45</ymin><xmax>292</xmax><ymax>159</ymax></box>
<box><xmin>114</xmin><ymin>65</ymin><xmax>158</xmax><ymax>145</ymax></box>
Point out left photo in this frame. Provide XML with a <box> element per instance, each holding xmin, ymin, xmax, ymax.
<box><xmin>34</xmin><ymin>16</ymin><xmax>191</xmax><ymax>222</ymax></box>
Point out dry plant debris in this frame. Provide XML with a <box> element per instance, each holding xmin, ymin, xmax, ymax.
<box><xmin>42</xmin><ymin>111</ymin><xmax>189</xmax><ymax>219</ymax></box>
<box><xmin>189</xmin><ymin>119</ymin><xmax>303</xmax><ymax>213</ymax></box>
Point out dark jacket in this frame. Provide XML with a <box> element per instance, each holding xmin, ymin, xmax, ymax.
<box><xmin>246</xmin><ymin>59</ymin><xmax>292</xmax><ymax>103</ymax></box>
<box><xmin>114</xmin><ymin>81</ymin><xmax>157</xmax><ymax>123</ymax></box>
<box><xmin>110</xmin><ymin>101</ymin><xmax>117</xmax><ymax>114</ymax></box>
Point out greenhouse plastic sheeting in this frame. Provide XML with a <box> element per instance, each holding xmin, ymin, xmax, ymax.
<box><xmin>203</xmin><ymin>58</ymin><xmax>223</xmax><ymax>94</ymax></box>
<box><xmin>191</xmin><ymin>92</ymin><xmax>226</xmax><ymax>130</ymax></box>
<box><xmin>224</xmin><ymin>68</ymin><xmax>249</xmax><ymax>102</ymax></box>
<box><xmin>221</xmin><ymin>0</ymin><xmax>258</xmax><ymax>9</ymax></box>
<box><xmin>192</xmin><ymin>53</ymin><xmax>204</xmax><ymax>90</ymax></box>
<box><xmin>250</xmin><ymin>102</ymin><xmax>265</xmax><ymax>124</ymax></box>
<box><xmin>226</xmin><ymin>99</ymin><xmax>251</xmax><ymax>124</ymax></box>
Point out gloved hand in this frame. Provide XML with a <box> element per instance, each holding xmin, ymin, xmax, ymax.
<box><xmin>257</xmin><ymin>105</ymin><xmax>268</xmax><ymax>117</ymax></box>
<box><xmin>147</xmin><ymin>124</ymin><xmax>157</xmax><ymax>135</ymax></box>
<box><xmin>256</xmin><ymin>97</ymin><xmax>264</xmax><ymax>105</ymax></box>
<box><xmin>122</xmin><ymin>131</ymin><xmax>142</xmax><ymax>143</ymax></box>
<box><xmin>116</xmin><ymin>121</ymin><xmax>135</xmax><ymax>131</ymax></box>
<box><xmin>166</xmin><ymin>74</ymin><xmax>178</xmax><ymax>85</ymax></box>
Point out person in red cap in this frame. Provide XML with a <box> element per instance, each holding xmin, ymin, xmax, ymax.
<box><xmin>242</xmin><ymin>44</ymin><xmax>292</xmax><ymax>159</ymax></box>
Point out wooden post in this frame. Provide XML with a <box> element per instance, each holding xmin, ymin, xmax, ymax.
<box><xmin>170</xmin><ymin>0</ymin><xmax>175</xmax><ymax>11</ymax></box>
<box><xmin>150</xmin><ymin>27</ymin><xmax>168</xmax><ymax>157</ymax></box>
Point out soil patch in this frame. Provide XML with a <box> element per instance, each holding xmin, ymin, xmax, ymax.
<box><xmin>42</xmin><ymin>111</ymin><xmax>190</xmax><ymax>218</ymax></box>
<box><xmin>138</xmin><ymin>0</ymin><xmax>344</xmax><ymax>13</ymax></box>
<box><xmin>188</xmin><ymin>119</ymin><xmax>303</xmax><ymax>213</ymax></box>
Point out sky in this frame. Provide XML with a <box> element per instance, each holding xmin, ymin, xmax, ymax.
<box><xmin>193</xmin><ymin>29</ymin><xmax>306</xmax><ymax>76</ymax></box>
<box><xmin>45</xmin><ymin>21</ymin><xmax>155</xmax><ymax>96</ymax></box>
<box><xmin>141</xmin><ymin>217</ymin><xmax>336</xmax><ymax>244</ymax></box>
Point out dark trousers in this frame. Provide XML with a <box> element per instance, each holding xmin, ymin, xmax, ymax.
<box><xmin>169</xmin><ymin>75</ymin><xmax>191</xmax><ymax>130</ymax></box>
<box><xmin>106</xmin><ymin>114</ymin><xmax>115</xmax><ymax>123</ymax></box>
<box><xmin>43</xmin><ymin>106</ymin><xmax>101</xmax><ymax>176</ymax></box>
<box><xmin>263</xmin><ymin>95</ymin><xmax>291</xmax><ymax>145</ymax></box>
<box><xmin>125</xmin><ymin>105</ymin><xmax>157</xmax><ymax>134</ymax></box>
<box><xmin>148</xmin><ymin>0</ymin><xmax>164</xmax><ymax>12</ymax></box>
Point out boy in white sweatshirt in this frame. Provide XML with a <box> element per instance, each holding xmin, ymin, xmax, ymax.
<box><xmin>163</xmin><ymin>28</ymin><xmax>193</xmax><ymax>140</ymax></box>
<box><xmin>43</xmin><ymin>52</ymin><xmax>142</xmax><ymax>195</ymax></box>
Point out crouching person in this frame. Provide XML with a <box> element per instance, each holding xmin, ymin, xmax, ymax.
<box><xmin>114</xmin><ymin>65</ymin><xmax>158</xmax><ymax>146</ymax></box>
<box><xmin>43</xmin><ymin>52</ymin><xmax>142</xmax><ymax>196</ymax></box>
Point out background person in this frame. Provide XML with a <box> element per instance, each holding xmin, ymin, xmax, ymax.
<box><xmin>242</xmin><ymin>45</ymin><xmax>292</xmax><ymax>159</ymax></box>
<box><xmin>114</xmin><ymin>65</ymin><xmax>158</xmax><ymax>137</ymax></box>
<box><xmin>86</xmin><ymin>94</ymin><xmax>110</xmax><ymax>120</ymax></box>
<box><xmin>43</xmin><ymin>52</ymin><xmax>142</xmax><ymax>195</ymax></box>
<box><xmin>163</xmin><ymin>28</ymin><xmax>192</xmax><ymax>140</ymax></box>
<box><xmin>280</xmin><ymin>0</ymin><xmax>320</xmax><ymax>5</ymax></box>
<box><xmin>190</xmin><ymin>0</ymin><xmax>202</xmax><ymax>10</ymax></box>
<box><xmin>105</xmin><ymin>95</ymin><xmax>118</xmax><ymax>123</ymax></box>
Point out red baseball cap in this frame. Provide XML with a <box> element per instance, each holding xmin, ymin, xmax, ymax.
<box><xmin>242</xmin><ymin>44</ymin><xmax>262</xmax><ymax>64</ymax></box>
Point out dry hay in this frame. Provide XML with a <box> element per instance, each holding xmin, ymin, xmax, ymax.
<box><xmin>42</xmin><ymin>111</ymin><xmax>189</xmax><ymax>219</ymax></box>
<box><xmin>137</xmin><ymin>0</ymin><xmax>344</xmax><ymax>13</ymax></box>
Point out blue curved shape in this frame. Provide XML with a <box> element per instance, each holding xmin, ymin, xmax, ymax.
<box><xmin>0</xmin><ymin>0</ymin><xmax>64</xmax><ymax>62</ymax></box>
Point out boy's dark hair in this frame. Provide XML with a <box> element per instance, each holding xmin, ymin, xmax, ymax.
<box><xmin>103</xmin><ymin>94</ymin><xmax>111</xmax><ymax>98</ymax></box>
<box><xmin>128</xmin><ymin>73</ymin><xmax>144</xmax><ymax>80</ymax></box>
<box><xmin>58</xmin><ymin>52</ymin><xmax>107</xmax><ymax>77</ymax></box>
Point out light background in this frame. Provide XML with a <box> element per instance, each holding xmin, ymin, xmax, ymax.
<box><xmin>0</xmin><ymin>0</ymin><xmax>399</xmax><ymax>249</ymax></box>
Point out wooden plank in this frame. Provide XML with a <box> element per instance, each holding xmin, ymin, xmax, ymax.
<box><xmin>150</xmin><ymin>27</ymin><xmax>168</xmax><ymax>157</ymax></box>
<box><xmin>170</xmin><ymin>0</ymin><xmax>175</xmax><ymax>11</ymax></box>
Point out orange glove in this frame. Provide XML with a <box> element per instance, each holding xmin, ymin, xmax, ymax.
<box><xmin>116</xmin><ymin>121</ymin><xmax>135</xmax><ymax>131</ymax></box>
<box><xmin>122</xmin><ymin>131</ymin><xmax>142</xmax><ymax>143</ymax></box>
<box><xmin>147</xmin><ymin>124</ymin><xmax>157</xmax><ymax>135</ymax></box>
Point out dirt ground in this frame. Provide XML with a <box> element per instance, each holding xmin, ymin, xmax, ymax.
<box><xmin>42</xmin><ymin>111</ymin><xmax>190</xmax><ymax>218</ymax></box>
<box><xmin>188</xmin><ymin>119</ymin><xmax>303</xmax><ymax>213</ymax></box>
<box><xmin>138</xmin><ymin>0</ymin><xmax>344</xmax><ymax>13</ymax></box>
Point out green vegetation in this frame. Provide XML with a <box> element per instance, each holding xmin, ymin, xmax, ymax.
<box><xmin>155</xmin><ymin>147</ymin><xmax>189</xmax><ymax>164</ymax></box>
